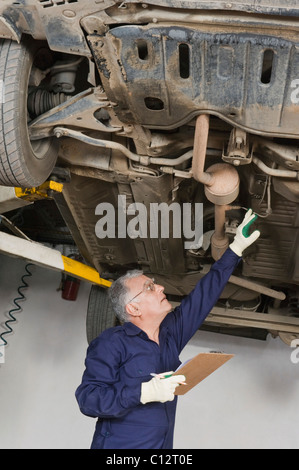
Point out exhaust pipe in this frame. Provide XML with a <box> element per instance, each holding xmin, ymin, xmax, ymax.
<box><xmin>192</xmin><ymin>115</ymin><xmax>240</xmax><ymax>260</ymax></box>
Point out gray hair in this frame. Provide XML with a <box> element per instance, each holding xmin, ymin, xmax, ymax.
<box><xmin>108</xmin><ymin>269</ymin><xmax>143</xmax><ymax>323</ymax></box>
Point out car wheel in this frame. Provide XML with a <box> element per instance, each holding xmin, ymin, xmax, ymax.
<box><xmin>0</xmin><ymin>38</ymin><xmax>58</xmax><ymax>188</ymax></box>
<box><xmin>86</xmin><ymin>285</ymin><xmax>117</xmax><ymax>344</ymax></box>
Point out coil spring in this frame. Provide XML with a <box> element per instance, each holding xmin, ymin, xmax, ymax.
<box><xmin>0</xmin><ymin>263</ymin><xmax>34</xmax><ymax>347</ymax></box>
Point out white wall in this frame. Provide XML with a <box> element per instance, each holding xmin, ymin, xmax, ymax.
<box><xmin>0</xmin><ymin>253</ymin><xmax>298</xmax><ymax>449</ymax></box>
<box><xmin>175</xmin><ymin>331</ymin><xmax>299</xmax><ymax>449</ymax></box>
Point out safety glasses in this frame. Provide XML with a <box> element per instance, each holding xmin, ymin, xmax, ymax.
<box><xmin>126</xmin><ymin>278</ymin><xmax>156</xmax><ymax>304</ymax></box>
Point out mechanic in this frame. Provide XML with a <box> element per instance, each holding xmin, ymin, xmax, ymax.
<box><xmin>75</xmin><ymin>209</ymin><xmax>260</xmax><ymax>449</ymax></box>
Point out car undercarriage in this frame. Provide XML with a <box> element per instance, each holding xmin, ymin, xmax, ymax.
<box><xmin>0</xmin><ymin>0</ymin><xmax>299</xmax><ymax>344</ymax></box>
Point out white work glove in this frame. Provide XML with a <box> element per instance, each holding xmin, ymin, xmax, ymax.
<box><xmin>140</xmin><ymin>372</ymin><xmax>186</xmax><ymax>404</ymax></box>
<box><xmin>229</xmin><ymin>209</ymin><xmax>260</xmax><ymax>257</ymax></box>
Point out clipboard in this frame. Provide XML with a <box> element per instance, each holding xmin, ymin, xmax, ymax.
<box><xmin>173</xmin><ymin>352</ymin><xmax>234</xmax><ymax>395</ymax></box>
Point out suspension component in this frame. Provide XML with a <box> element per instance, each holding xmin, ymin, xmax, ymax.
<box><xmin>28</xmin><ymin>89</ymin><xmax>67</xmax><ymax>117</ymax></box>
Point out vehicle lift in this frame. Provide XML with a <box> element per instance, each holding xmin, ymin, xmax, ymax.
<box><xmin>0</xmin><ymin>179</ymin><xmax>299</xmax><ymax>345</ymax></box>
<box><xmin>0</xmin><ymin>180</ymin><xmax>112</xmax><ymax>289</ymax></box>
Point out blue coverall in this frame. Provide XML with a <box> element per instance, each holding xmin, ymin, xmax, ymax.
<box><xmin>75</xmin><ymin>248</ymin><xmax>240</xmax><ymax>449</ymax></box>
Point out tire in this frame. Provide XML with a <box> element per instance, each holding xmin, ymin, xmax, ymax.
<box><xmin>0</xmin><ymin>38</ymin><xmax>58</xmax><ymax>188</ymax></box>
<box><xmin>86</xmin><ymin>285</ymin><xmax>117</xmax><ymax>344</ymax></box>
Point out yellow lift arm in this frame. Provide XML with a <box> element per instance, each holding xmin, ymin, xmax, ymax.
<box><xmin>0</xmin><ymin>180</ymin><xmax>111</xmax><ymax>288</ymax></box>
<box><xmin>0</xmin><ymin>231</ymin><xmax>112</xmax><ymax>288</ymax></box>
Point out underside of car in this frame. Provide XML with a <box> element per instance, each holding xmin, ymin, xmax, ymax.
<box><xmin>0</xmin><ymin>0</ymin><xmax>299</xmax><ymax>344</ymax></box>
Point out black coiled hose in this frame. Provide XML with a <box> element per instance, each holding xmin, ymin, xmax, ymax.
<box><xmin>0</xmin><ymin>263</ymin><xmax>34</xmax><ymax>347</ymax></box>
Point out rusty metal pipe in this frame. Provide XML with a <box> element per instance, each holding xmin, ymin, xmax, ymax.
<box><xmin>192</xmin><ymin>114</ymin><xmax>214</xmax><ymax>185</ymax></box>
<box><xmin>211</xmin><ymin>205</ymin><xmax>230</xmax><ymax>260</ymax></box>
<box><xmin>252</xmin><ymin>156</ymin><xmax>297</xmax><ymax>178</ymax></box>
<box><xmin>192</xmin><ymin>115</ymin><xmax>241</xmax><ymax>260</ymax></box>
<box><xmin>214</xmin><ymin>205</ymin><xmax>227</xmax><ymax>240</ymax></box>
<box><xmin>228</xmin><ymin>275</ymin><xmax>286</xmax><ymax>301</ymax></box>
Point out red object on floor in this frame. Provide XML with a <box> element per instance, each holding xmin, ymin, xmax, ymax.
<box><xmin>62</xmin><ymin>276</ymin><xmax>80</xmax><ymax>301</ymax></box>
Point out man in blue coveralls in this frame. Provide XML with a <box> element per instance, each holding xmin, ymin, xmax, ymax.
<box><xmin>76</xmin><ymin>209</ymin><xmax>260</xmax><ymax>449</ymax></box>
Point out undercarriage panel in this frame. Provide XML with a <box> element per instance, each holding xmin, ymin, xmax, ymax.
<box><xmin>89</xmin><ymin>25</ymin><xmax>299</xmax><ymax>137</ymax></box>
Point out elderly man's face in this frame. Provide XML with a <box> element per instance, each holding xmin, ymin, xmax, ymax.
<box><xmin>125</xmin><ymin>274</ymin><xmax>172</xmax><ymax>320</ymax></box>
